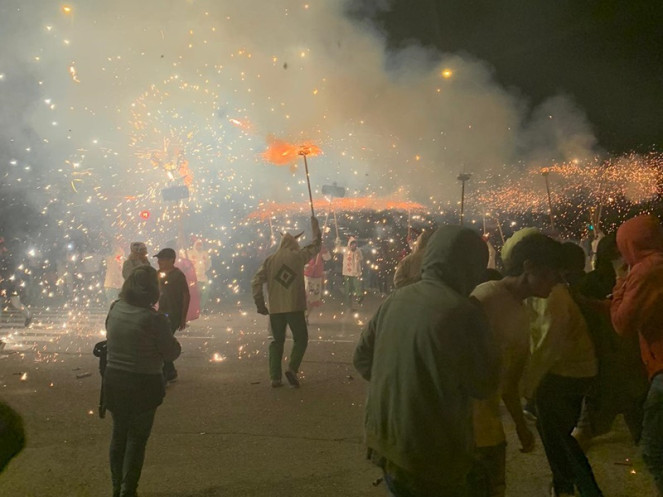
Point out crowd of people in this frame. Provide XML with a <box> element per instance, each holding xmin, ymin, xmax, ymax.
<box><xmin>354</xmin><ymin>214</ymin><xmax>663</xmax><ymax>497</ymax></box>
<box><xmin>3</xmin><ymin>212</ymin><xmax>663</xmax><ymax>497</ymax></box>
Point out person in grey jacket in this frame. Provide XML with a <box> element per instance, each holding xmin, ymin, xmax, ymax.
<box><xmin>104</xmin><ymin>265</ymin><xmax>181</xmax><ymax>497</ymax></box>
<box><xmin>354</xmin><ymin>225</ymin><xmax>500</xmax><ymax>497</ymax></box>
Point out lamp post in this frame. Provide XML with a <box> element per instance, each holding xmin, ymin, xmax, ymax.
<box><xmin>541</xmin><ymin>170</ymin><xmax>555</xmax><ymax>231</ymax></box>
<box><xmin>457</xmin><ymin>173</ymin><xmax>472</xmax><ymax>225</ymax></box>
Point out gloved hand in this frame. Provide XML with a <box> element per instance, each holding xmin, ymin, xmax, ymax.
<box><xmin>256</xmin><ymin>303</ymin><xmax>269</xmax><ymax>315</ymax></box>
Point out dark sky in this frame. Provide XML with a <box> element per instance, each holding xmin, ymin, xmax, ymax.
<box><xmin>350</xmin><ymin>0</ymin><xmax>663</xmax><ymax>154</ymax></box>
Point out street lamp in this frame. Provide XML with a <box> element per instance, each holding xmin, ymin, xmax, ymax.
<box><xmin>541</xmin><ymin>170</ymin><xmax>555</xmax><ymax>231</ymax></box>
<box><xmin>457</xmin><ymin>173</ymin><xmax>472</xmax><ymax>225</ymax></box>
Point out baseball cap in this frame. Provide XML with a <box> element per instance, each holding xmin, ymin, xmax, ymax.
<box><xmin>153</xmin><ymin>248</ymin><xmax>176</xmax><ymax>259</ymax></box>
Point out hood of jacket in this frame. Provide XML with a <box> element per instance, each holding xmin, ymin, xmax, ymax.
<box><xmin>421</xmin><ymin>226</ymin><xmax>488</xmax><ymax>296</ymax></box>
<box><xmin>617</xmin><ymin>215</ymin><xmax>663</xmax><ymax>267</ymax></box>
<box><xmin>279</xmin><ymin>232</ymin><xmax>301</xmax><ymax>251</ymax></box>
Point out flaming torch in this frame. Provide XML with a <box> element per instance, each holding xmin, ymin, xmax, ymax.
<box><xmin>262</xmin><ymin>138</ymin><xmax>322</xmax><ymax>218</ymax></box>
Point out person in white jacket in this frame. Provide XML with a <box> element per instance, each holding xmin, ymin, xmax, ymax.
<box><xmin>340</xmin><ymin>237</ymin><xmax>363</xmax><ymax>309</ymax></box>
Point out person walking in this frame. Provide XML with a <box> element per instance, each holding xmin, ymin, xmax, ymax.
<box><xmin>154</xmin><ymin>248</ymin><xmax>189</xmax><ymax>382</ymax></box>
<box><xmin>304</xmin><ymin>241</ymin><xmax>331</xmax><ymax>322</ymax></box>
<box><xmin>572</xmin><ymin>234</ymin><xmax>648</xmax><ymax>449</ymax></box>
<box><xmin>611</xmin><ymin>214</ymin><xmax>663</xmax><ymax>496</ymax></box>
<box><xmin>252</xmin><ymin>217</ymin><xmax>321</xmax><ymax>388</ymax></box>
<box><xmin>354</xmin><ymin>226</ymin><xmax>500</xmax><ymax>497</ymax></box>
<box><xmin>341</xmin><ymin>237</ymin><xmax>363</xmax><ymax>309</ymax></box>
<box><xmin>122</xmin><ymin>242</ymin><xmax>150</xmax><ymax>280</ymax></box>
<box><xmin>104</xmin><ymin>265</ymin><xmax>181</xmax><ymax>497</ymax></box>
<box><xmin>527</xmin><ymin>242</ymin><xmax>602</xmax><ymax>497</ymax></box>
<box><xmin>470</xmin><ymin>232</ymin><xmax>563</xmax><ymax>497</ymax></box>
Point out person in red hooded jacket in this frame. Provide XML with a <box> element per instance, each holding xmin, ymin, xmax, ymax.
<box><xmin>611</xmin><ymin>214</ymin><xmax>663</xmax><ymax>496</ymax></box>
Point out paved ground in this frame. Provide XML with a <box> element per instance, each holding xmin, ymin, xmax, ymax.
<box><xmin>0</xmin><ymin>295</ymin><xmax>657</xmax><ymax>496</ymax></box>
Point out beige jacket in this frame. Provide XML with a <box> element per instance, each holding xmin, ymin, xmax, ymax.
<box><xmin>252</xmin><ymin>233</ymin><xmax>321</xmax><ymax>314</ymax></box>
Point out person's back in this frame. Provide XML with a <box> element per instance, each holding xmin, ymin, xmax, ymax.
<box><xmin>106</xmin><ymin>299</ymin><xmax>178</xmax><ymax>375</ymax></box>
<box><xmin>256</xmin><ymin>233</ymin><xmax>320</xmax><ymax>314</ymax></box>
<box><xmin>354</xmin><ymin>226</ymin><xmax>499</xmax><ymax>494</ymax></box>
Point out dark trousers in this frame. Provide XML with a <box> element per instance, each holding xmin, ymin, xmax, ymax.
<box><xmin>384</xmin><ymin>471</ymin><xmax>468</xmax><ymax>497</ymax></box>
<box><xmin>163</xmin><ymin>320</ymin><xmax>179</xmax><ymax>378</ymax></box>
<box><xmin>110</xmin><ymin>408</ymin><xmax>156</xmax><ymax>497</ymax></box>
<box><xmin>467</xmin><ymin>443</ymin><xmax>506</xmax><ymax>497</ymax></box>
<box><xmin>641</xmin><ymin>374</ymin><xmax>663</xmax><ymax>494</ymax></box>
<box><xmin>536</xmin><ymin>374</ymin><xmax>602</xmax><ymax>497</ymax></box>
<box><xmin>268</xmin><ymin>312</ymin><xmax>308</xmax><ymax>381</ymax></box>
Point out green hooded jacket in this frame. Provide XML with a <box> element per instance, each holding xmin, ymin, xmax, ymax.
<box><xmin>354</xmin><ymin>226</ymin><xmax>499</xmax><ymax>489</ymax></box>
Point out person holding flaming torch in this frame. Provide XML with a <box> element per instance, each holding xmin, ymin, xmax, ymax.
<box><xmin>252</xmin><ymin>217</ymin><xmax>321</xmax><ymax>388</ymax></box>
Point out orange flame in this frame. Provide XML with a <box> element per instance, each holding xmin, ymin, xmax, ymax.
<box><xmin>262</xmin><ymin>137</ymin><xmax>322</xmax><ymax>166</ymax></box>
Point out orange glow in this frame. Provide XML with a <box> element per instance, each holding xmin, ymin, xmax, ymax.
<box><xmin>262</xmin><ymin>137</ymin><xmax>322</xmax><ymax>165</ymax></box>
<box><xmin>441</xmin><ymin>69</ymin><xmax>453</xmax><ymax>79</ymax></box>
<box><xmin>247</xmin><ymin>196</ymin><xmax>426</xmax><ymax>221</ymax></box>
<box><xmin>62</xmin><ymin>5</ymin><xmax>73</xmax><ymax>14</ymax></box>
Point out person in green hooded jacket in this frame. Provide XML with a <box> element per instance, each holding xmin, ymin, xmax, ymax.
<box><xmin>354</xmin><ymin>225</ymin><xmax>500</xmax><ymax>497</ymax></box>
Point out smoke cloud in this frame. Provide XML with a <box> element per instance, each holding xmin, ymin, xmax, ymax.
<box><xmin>0</xmin><ymin>0</ymin><xmax>598</xmax><ymax>245</ymax></box>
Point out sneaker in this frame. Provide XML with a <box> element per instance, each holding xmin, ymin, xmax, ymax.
<box><xmin>271</xmin><ymin>379</ymin><xmax>283</xmax><ymax>388</ymax></box>
<box><xmin>165</xmin><ymin>371</ymin><xmax>178</xmax><ymax>383</ymax></box>
<box><xmin>285</xmin><ymin>370</ymin><xmax>300</xmax><ymax>388</ymax></box>
<box><xmin>523</xmin><ymin>408</ymin><xmax>538</xmax><ymax>423</ymax></box>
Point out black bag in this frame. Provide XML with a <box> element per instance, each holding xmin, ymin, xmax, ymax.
<box><xmin>92</xmin><ymin>340</ymin><xmax>107</xmax><ymax>418</ymax></box>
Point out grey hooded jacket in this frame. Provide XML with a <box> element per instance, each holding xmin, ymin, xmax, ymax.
<box><xmin>354</xmin><ymin>226</ymin><xmax>500</xmax><ymax>488</ymax></box>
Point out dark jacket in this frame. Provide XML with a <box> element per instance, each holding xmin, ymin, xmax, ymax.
<box><xmin>104</xmin><ymin>300</ymin><xmax>181</xmax><ymax>415</ymax></box>
<box><xmin>353</xmin><ymin>226</ymin><xmax>499</xmax><ymax>488</ymax></box>
<box><xmin>158</xmin><ymin>267</ymin><xmax>190</xmax><ymax>329</ymax></box>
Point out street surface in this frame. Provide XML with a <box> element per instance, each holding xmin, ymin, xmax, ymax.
<box><xmin>0</xmin><ymin>295</ymin><xmax>656</xmax><ymax>496</ymax></box>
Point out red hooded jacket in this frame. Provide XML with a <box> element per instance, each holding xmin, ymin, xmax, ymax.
<box><xmin>611</xmin><ymin>215</ymin><xmax>663</xmax><ymax>380</ymax></box>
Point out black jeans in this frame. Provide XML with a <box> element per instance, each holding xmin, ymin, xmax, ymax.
<box><xmin>536</xmin><ymin>374</ymin><xmax>602</xmax><ymax>497</ymax></box>
<box><xmin>110</xmin><ymin>408</ymin><xmax>157</xmax><ymax>497</ymax></box>
<box><xmin>268</xmin><ymin>312</ymin><xmax>308</xmax><ymax>380</ymax></box>
<box><xmin>163</xmin><ymin>319</ymin><xmax>179</xmax><ymax>379</ymax></box>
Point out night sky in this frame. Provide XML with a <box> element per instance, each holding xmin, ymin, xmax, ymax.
<box><xmin>350</xmin><ymin>0</ymin><xmax>663</xmax><ymax>154</ymax></box>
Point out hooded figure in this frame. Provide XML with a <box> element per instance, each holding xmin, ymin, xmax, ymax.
<box><xmin>393</xmin><ymin>229</ymin><xmax>433</xmax><ymax>289</ymax></box>
<box><xmin>611</xmin><ymin>215</ymin><xmax>663</xmax><ymax>494</ymax></box>
<box><xmin>353</xmin><ymin>226</ymin><xmax>499</xmax><ymax>495</ymax></box>
<box><xmin>122</xmin><ymin>242</ymin><xmax>150</xmax><ymax>280</ymax></box>
<box><xmin>612</xmin><ymin>215</ymin><xmax>663</xmax><ymax>379</ymax></box>
<box><xmin>252</xmin><ymin>217</ymin><xmax>321</xmax><ymax>387</ymax></box>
